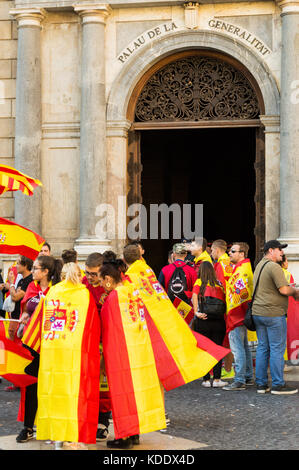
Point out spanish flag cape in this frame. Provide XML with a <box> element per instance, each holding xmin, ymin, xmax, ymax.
<box><xmin>0</xmin><ymin>321</ymin><xmax>37</xmax><ymax>387</ymax></box>
<box><xmin>214</xmin><ymin>252</ymin><xmax>233</xmax><ymax>291</ymax></box>
<box><xmin>101</xmin><ymin>284</ymin><xmax>166</xmax><ymax>440</ymax></box>
<box><xmin>192</xmin><ymin>278</ymin><xmax>225</xmax><ymax>303</ymax></box>
<box><xmin>124</xmin><ymin>260</ymin><xmax>230</xmax><ymax>390</ymax></box>
<box><xmin>226</xmin><ymin>258</ymin><xmax>253</xmax><ymax>333</ymax></box>
<box><xmin>34</xmin><ymin>281</ymin><xmax>101</xmax><ymax>444</ymax></box>
<box><xmin>282</xmin><ymin>269</ymin><xmax>299</xmax><ymax>360</ymax></box>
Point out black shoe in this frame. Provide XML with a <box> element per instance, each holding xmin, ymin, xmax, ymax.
<box><xmin>256</xmin><ymin>385</ymin><xmax>270</xmax><ymax>394</ymax></box>
<box><xmin>16</xmin><ymin>427</ymin><xmax>34</xmax><ymax>443</ymax></box>
<box><xmin>96</xmin><ymin>424</ymin><xmax>109</xmax><ymax>441</ymax></box>
<box><xmin>271</xmin><ymin>383</ymin><xmax>298</xmax><ymax>395</ymax></box>
<box><xmin>246</xmin><ymin>378</ymin><xmax>255</xmax><ymax>386</ymax></box>
<box><xmin>107</xmin><ymin>437</ymin><xmax>133</xmax><ymax>449</ymax></box>
<box><xmin>131</xmin><ymin>434</ymin><xmax>140</xmax><ymax>445</ymax></box>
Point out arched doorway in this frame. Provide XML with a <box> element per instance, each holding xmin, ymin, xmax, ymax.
<box><xmin>126</xmin><ymin>51</ymin><xmax>265</xmax><ymax>275</ymax></box>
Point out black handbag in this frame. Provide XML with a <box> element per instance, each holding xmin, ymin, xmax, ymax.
<box><xmin>244</xmin><ymin>260</ymin><xmax>270</xmax><ymax>331</ymax></box>
<box><xmin>200</xmin><ymin>295</ymin><xmax>226</xmax><ymax>320</ymax></box>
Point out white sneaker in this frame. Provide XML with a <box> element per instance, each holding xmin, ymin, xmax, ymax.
<box><xmin>212</xmin><ymin>380</ymin><xmax>227</xmax><ymax>388</ymax></box>
<box><xmin>201</xmin><ymin>380</ymin><xmax>211</xmax><ymax>387</ymax></box>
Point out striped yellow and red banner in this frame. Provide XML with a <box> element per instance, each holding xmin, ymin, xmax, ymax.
<box><xmin>22</xmin><ymin>297</ymin><xmax>44</xmax><ymax>354</ymax></box>
<box><xmin>101</xmin><ymin>284</ymin><xmax>166</xmax><ymax>439</ymax></box>
<box><xmin>124</xmin><ymin>260</ymin><xmax>230</xmax><ymax>391</ymax></box>
<box><xmin>0</xmin><ymin>164</ymin><xmax>42</xmax><ymax>196</ymax></box>
<box><xmin>0</xmin><ymin>217</ymin><xmax>45</xmax><ymax>260</ymax></box>
<box><xmin>0</xmin><ymin>321</ymin><xmax>37</xmax><ymax>387</ymax></box>
<box><xmin>35</xmin><ymin>281</ymin><xmax>101</xmax><ymax>444</ymax></box>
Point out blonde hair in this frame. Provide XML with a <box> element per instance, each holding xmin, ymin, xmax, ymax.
<box><xmin>61</xmin><ymin>262</ymin><xmax>82</xmax><ymax>284</ymax></box>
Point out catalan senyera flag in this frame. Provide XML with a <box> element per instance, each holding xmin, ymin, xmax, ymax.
<box><xmin>0</xmin><ymin>217</ymin><xmax>45</xmax><ymax>260</ymax></box>
<box><xmin>0</xmin><ymin>164</ymin><xmax>42</xmax><ymax>196</ymax></box>
<box><xmin>35</xmin><ymin>281</ymin><xmax>101</xmax><ymax>444</ymax></box>
<box><xmin>173</xmin><ymin>295</ymin><xmax>194</xmax><ymax>324</ymax></box>
<box><xmin>226</xmin><ymin>258</ymin><xmax>253</xmax><ymax>334</ymax></box>
<box><xmin>124</xmin><ymin>260</ymin><xmax>230</xmax><ymax>391</ymax></box>
<box><xmin>0</xmin><ymin>321</ymin><xmax>37</xmax><ymax>387</ymax></box>
<box><xmin>101</xmin><ymin>285</ymin><xmax>166</xmax><ymax>440</ymax></box>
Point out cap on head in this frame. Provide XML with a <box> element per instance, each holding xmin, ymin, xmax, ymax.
<box><xmin>263</xmin><ymin>240</ymin><xmax>288</xmax><ymax>253</ymax></box>
<box><xmin>173</xmin><ymin>243</ymin><xmax>188</xmax><ymax>255</ymax></box>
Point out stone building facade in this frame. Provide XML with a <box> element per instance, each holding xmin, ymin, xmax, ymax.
<box><xmin>0</xmin><ymin>0</ymin><xmax>298</xmax><ymax>277</ymax></box>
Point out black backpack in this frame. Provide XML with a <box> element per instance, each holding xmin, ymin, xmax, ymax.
<box><xmin>167</xmin><ymin>265</ymin><xmax>189</xmax><ymax>303</ymax></box>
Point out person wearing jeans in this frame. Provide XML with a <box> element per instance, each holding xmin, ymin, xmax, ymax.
<box><xmin>252</xmin><ymin>240</ymin><xmax>299</xmax><ymax>395</ymax></box>
<box><xmin>254</xmin><ymin>315</ymin><xmax>287</xmax><ymax>390</ymax></box>
<box><xmin>223</xmin><ymin>243</ymin><xmax>254</xmax><ymax>391</ymax></box>
<box><xmin>227</xmin><ymin>325</ymin><xmax>253</xmax><ymax>388</ymax></box>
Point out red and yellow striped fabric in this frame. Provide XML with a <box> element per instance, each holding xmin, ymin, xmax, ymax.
<box><xmin>35</xmin><ymin>281</ymin><xmax>101</xmax><ymax>444</ymax></box>
<box><xmin>124</xmin><ymin>260</ymin><xmax>230</xmax><ymax>391</ymax></box>
<box><xmin>22</xmin><ymin>297</ymin><xmax>44</xmax><ymax>354</ymax></box>
<box><xmin>226</xmin><ymin>258</ymin><xmax>253</xmax><ymax>333</ymax></box>
<box><xmin>0</xmin><ymin>164</ymin><xmax>42</xmax><ymax>196</ymax></box>
<box><xmin>0</xmin><ymin>321</ymin><xmax>37</xmax><ymax>387</ymax></box>
<box><xmin>101</xmin><ymin>285</ymin><xmax>166</xmax><ymax>439</ymax></box>
<box><xmin>173</xmin><ymin>296</ymin><xmax>194</xmax><ymax>324</ymax></box>
<box><xmin>0</xmin><ymin>217</ymin><xmax>45</xmax><ymax>260</ymax></box>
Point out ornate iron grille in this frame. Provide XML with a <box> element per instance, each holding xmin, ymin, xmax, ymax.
<box><xmin>134</xmin><ymin>56</ymin><xmax>260</xmax><ymax>122</ymax></box>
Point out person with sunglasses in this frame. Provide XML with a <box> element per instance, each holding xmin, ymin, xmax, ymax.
<box><xmin>81</xmin><ymin>252</ymin><xmax>111</xmax><ymax>441</ymax></box>
<box><xmin>223</xmin><ymin>242</ymin><xmax>254</xmax><ymax>391</ymax></box>
<box><xmin>252</xmin><ymin>240</ymin><xmax>299</xmax><ymax>395</ymax></box>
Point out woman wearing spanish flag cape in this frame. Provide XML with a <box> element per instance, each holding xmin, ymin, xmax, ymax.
<box><xmin>34</xmin><ymin>263</ymin><xmax>101</xmax><ymax>449</ymax></box>
<box><xmin>100</xmin><ymin>245</ymin><xmax>230</xmax><ymax>448</ymax></box>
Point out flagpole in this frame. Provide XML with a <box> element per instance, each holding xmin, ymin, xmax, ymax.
<box><xmin>0</xmin><ymin>318</ymin><xmax>21</xmax><ymax>322</ymax></box>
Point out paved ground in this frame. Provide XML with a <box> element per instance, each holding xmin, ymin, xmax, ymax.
<box><xmin>0</xmin><ymin>365</ymin><xmax>298</xmax><ymax>452</ymax></box>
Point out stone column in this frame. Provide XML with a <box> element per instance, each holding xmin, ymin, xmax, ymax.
<box><xmin>259</xmin><ymin>115</ymin><xmax>280</xmax><ymax>241</ymax></box>
<box><xmin>73</xmin><ymin>3</ymin><xmax>112</xmax><ymax>258</ymax></box>
<box><xmin>277</xmin><ymin>0</ymin><xmax>299</xmax><ymax>279</ymax></box>
<box><xmin>106</xmin><ymin>120</ymin><xmax>132</xmax><ymax>256</ymax></box>
<box><xmin>10</xmin><ymin>8</ymin><xmax>44</xmax><ymax>234</ymax></box>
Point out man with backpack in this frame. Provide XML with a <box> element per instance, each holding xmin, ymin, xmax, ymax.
<box><xmin>158</xmin><ymin>243</ymin><xmax>197</xmax><ymax>305</ymax></box>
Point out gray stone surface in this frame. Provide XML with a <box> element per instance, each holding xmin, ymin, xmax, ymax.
<box><xmin>1</xmin><ymin>367</ymin><xmax>298</xmax><ymax>451</ymax></box>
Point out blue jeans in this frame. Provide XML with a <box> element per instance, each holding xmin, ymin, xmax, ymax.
<box><xmin>253</xmin><ymin>315</ymin><xmax>287</xmax><ymax>387</ymax></box>
<box><xmin>228</xmin><ymin>326</ymin><xmax>253</xmax><ymax>384</ymax></box>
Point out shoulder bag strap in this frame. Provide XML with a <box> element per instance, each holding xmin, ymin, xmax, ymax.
<box><xmin>251</xmin><ymin>260</ymin><xmax>271</xmax><ymax>303</ymax></box>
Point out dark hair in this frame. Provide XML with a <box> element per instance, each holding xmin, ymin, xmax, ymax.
<box><xmin>102</xmin><ymin>250</ymin><xmax>117</xmax><ymax>263</ymax></box>
<box><xmin>99</xmin><ymin>259</ymin><xmax>126</xmax><ymax>284</ymax></box>
<box><xmin>85</xmin><ymin>252</ymin><xmax>104</xmax><ymax>268</ymax></box>
<box><xmin>42</xmin><ymin>242</ymin><xmax>51</xmax><ymax>251</ymax></box>
<box><xmin>36</xmin><ymin>255</ymin><xmax>62</xmax><ymax>285</ymax></box>
<box><xmin>19</xmin><ymin>256</ymin><xmax>33</xmax><ymax>271</ymax></box>
<box><xmin>61</xmin><ymin>249</ymin><xmax>78</xmax><ymax>264</ymax></box>
<box><xmin>198</xmin><ymin>261</ymin><xmax>220</xmax><ymax>296</ymax></box>
<box><xmin>278</xmin><ymin>254</ymin><xmax>287</xmax><ymax>266</ymax></box>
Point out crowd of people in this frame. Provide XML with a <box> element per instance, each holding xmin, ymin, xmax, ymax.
<box><xmin>0</xmin><ymin>236</ymin><xmax>298</xmax><ymax>450</ymax></box>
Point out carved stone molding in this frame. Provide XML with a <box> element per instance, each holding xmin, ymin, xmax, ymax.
<box><xmin>184</xmin><ymin>2</ymin><xmax>200</xmax><ymax>30</ymax></box>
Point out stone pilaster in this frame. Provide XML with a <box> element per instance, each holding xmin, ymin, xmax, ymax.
<box><xmin>73</xmin><ymin>3</ymin><xmax>112</xmax><ymax>257</ymax></box>
<box><xmin>10</xmin><ymin>8</ymin><xmax>45</xmax><ymax>234</ymax></box>
<box><xmin>259</xmin><ymin>115</ymin><xmax>280</xmax><ymax>241</ymax></box>
<box><xmin>277</xmin><ymin>0</ymin><xmax>299</xmax><ymax>280</ymax></box>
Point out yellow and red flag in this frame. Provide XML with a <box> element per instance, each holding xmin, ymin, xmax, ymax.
<box><xmin>0</xmin><ymin>217</ymin><xmax>45</xmax><ymax>260</ymax></box>
<box><xmin>173</xmin><ymin>295</ymin><xmax>194</xmax><ymax>324</ymax></box>
<box><xmin>101</xmin><ymin>285</ymin><xmax>166</xmax><ymax>440</ymax></box>
<box><xmin>35</xmin><ymin>281</ymin><xmax>101</xmax><ymax>444</ymax></box>
<box><xmin>0</xmin><ymin>164</ymin><xmax>42</xmax><ymax>196</ymax></box>
<box><xmin>0</xmin><ymin>321</ymin><xmax>37</xmax><ymax>387</ymax></box>
<box><xmin>226</xmin><ymin>258</ymin><xmax>253</xmax><ymax>333</ymax></box>
<box><xmin>124</xmin><ymin>260</ymin><xmax>230</xmax><ymax>391</ymax></box>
